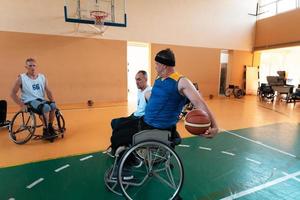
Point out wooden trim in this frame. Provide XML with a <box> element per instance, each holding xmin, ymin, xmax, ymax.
<box><xmin>254</xmin><ymin>40</ymin><xmax>300</xmax><ymax>51</ymax></box>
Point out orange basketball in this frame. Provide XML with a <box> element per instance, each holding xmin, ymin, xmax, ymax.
<box><xmin>184</xmin><ymin>109</ymin><xmax>211</xmax><ymax>135</ymax></box>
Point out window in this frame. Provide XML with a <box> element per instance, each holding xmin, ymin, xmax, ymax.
<box><xmin>278</xmin><ymin>0</ymin><xmax>296</xmax><ymax>13</ymax></box>
<box><xmin>259</xmin><ymin>47</ymin><xmax>300</xmax><ymax>88</ymax></box>
<box><xmin>258</xmin><ymin>0</ymin><xmax>298</xmax><ymax>19</ymax></box>
<box><xmin>259</xmin><ymin>3</ymin><xmax>277</xmax><ymax>19</ymax></box>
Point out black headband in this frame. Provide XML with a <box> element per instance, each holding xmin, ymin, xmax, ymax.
<box><xmin>155</xmin><ymin>49</ymin><xmax>175</xmax><ymax>67</ymax></box>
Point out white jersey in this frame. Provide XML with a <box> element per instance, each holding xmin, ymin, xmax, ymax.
<box><xmin>134</xmin><ymin>86</ymin><xmax>152</xmax><ymax>117</ymax></box>
<box><xmin>20</xmin><ymin>73</ymin><xmax>46</xmax><ymax>103</ymax></box>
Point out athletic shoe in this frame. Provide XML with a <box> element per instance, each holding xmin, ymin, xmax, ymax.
<box><xmin>104</xmin><ymin>146</ymin><xmax>115</xmax><ymax>158</ymax></box>
<box><xmin>42</xmin><ymin>128</ymin><xmax>55</xmax><ymax>140</ymax></box>
<box><xmin>48</xmin><ymin>126</ymin><xmax>57</xmax><ymax>137</ymax></box>
<box><xmin>42</xmin><ymin>128</ymin><xmax>50</xmax><ymax>138</ymax></box>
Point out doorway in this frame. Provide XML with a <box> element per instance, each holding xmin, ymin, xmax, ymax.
<box><xmin>219</xmin><ymin>50</ymin><xmax>229</xmax><ymax>95</ymax></box>
<box><xmin>127</xmin><ymin>42</ymin><xmax>150</xmax><ymax>105</ymax></box>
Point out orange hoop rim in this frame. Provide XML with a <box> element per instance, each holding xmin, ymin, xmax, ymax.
<box><xmin>90</xmin><ymin>10</ymin><xmax>109</xmax><ymax>20</ymax></box>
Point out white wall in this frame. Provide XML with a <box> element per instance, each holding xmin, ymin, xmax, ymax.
<box><xmin>0</xmin><ymin>0</ymin><xmax>257</xmax><ymax>50</ymax></box>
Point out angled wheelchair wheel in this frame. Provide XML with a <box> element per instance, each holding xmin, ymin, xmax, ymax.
<box><xmin>118</xmin><ymin>141</ymin><xmax>184</xmax><ymax>200</ymax></box>
<box><xmin>234</xmin><ymin>89</ymin><xmax>243</xmax><ymax>99</ymax></box>
<box><xmin>9</xmin><ymin>111</ymin><xmax>36</xmax><ymax>144</ymax></box>
<box><xmin>225</xmin><ymin>88</ymin><xmax>231</xmax><ymax>97</ymax></box>
<box><xmin>53</xmin><ymin>109</ymin><xmax>66</xmax><ymax>137</ymax></box>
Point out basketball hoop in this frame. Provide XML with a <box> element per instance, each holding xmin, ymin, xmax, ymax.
<box><xmin>90</xmin><ymin>10</ymin><xmax>109</xmax><ymax>35</ymax></box>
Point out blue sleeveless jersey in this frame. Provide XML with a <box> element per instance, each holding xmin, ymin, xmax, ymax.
<box><xmin>144</xmin><ymin>72</ymin><xmax>187</xmax><ymax>129</ymax></box>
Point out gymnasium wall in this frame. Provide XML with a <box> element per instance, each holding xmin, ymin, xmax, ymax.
<box><xmin>0</xmin><ymin>31</ymin><xmax>127</xmax><ymax>105</ymax></box>
<box><xmin>0</xmin><ymin>31</ymin><xmax>253</xmax><ymax>106</ymax></box>
<box><xmin>255</xmin><ymin>9</ymin><xmax>300</xmax><ymax>50</ymax></box>
<box><xmin>151</xmin><ymin>44</ymin><xmax>221</xmax><ymax>96</ymax></box>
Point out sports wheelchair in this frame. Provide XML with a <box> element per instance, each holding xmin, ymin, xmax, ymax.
<box><xmin>225</xmin><ymin>84</ymin><xmax>244</xmax><ymax>98</ymax></box>
<box><xmin>104</xmin><ymin>129</ymin><xmax>184</xmax><ymax>200</ymax></box>
<box><xmin>9</xmin><ymin>104</ymin><xmax>65</xmax><ymax>144</ymax></box>
<box><xmin>257</xmin><ymin>83</ymin><xmax>275</xmax><ymax>102</ymax></box>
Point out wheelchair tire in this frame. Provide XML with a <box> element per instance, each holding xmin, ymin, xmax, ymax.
<box><xmin>225</xmin><ymin>88</ymin><xmax>231</xmax><ymax>97</ymax></box>
<box><xmin>53</xmin><ymin>109</ymin><xmax>66</xmax><ymax>134</ymax></box>
<box><xmin>9</xmin><ymin>111</ymin><xmax>36</xmax><ymax>144</ymax></box>
<box><xmin>234</xmin><ymin>89</ymin><xmax>243</xmax><ymax>99</ymax></box>
<box><xmin>118</xmin><ymin>141</ymin><xmax>184</xmax><ymax>200</ymax></box>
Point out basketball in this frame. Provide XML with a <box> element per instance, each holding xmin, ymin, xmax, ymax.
<box><xmin>87</xmin><ymin>100</ymin><xmax>94</xmax><ymax>107</ymax></box>
<box><xmin>184</xmin><ymin>109</ymin><xmax>211</xmax><ymax>135</ymax></box>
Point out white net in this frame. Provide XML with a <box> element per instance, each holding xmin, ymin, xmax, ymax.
<box><xmin>90</xmin><ymin>10</ymin><xmax>109</xmax><ymax>34</ymax></box>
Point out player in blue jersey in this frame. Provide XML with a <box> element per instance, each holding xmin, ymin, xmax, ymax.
<box><xmin>110</xmin><ymin>48</ymin><xmax>218</xmax><ymax>152</ymax></box>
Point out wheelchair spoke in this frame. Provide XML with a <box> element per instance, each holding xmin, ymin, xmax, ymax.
<box><xmin>14</xmin><ymin>127</ymin><xmax>29</xmax><ymax>134</ymax></box>
<box><xmin>146</xmin><ymin>146</ymin><xmax>153</xmax><ymax>171</ymax></box>
<box><xmin>127</xmin><ymin>178</ymin><xmax>152</xmax><ymax>199</ymax></box>
<box><xmin>166</xmin><ymin>162</ymin><xmax>176</xmax><ymax>188</ymax></box>
<box><xmin>111</xmin><ymin>181</ymin><xmax>122</xmax><ymax>190</ymax></box>
<box><xmin>153</xmin><ymin>146</ymin><xmax>168</xmax><ymax>161</ymax></box>
<box><xmin>9</xmin><ymin>111</ymin><xmax>36</xmax><ymax>144</ymax></box>
<box><xmin>24</xmin><ymin>114</ymin><xmax>30</xmax><ymax>126</ymax></box>
<box><xmin>153</xmin><ymin>169</ymin><xmax>177</xmax><ymax>190</ymax></box>
<box><xmin>152</xmin><ymin>160</ymin><xmax>177</xmax><ymax>189</ymax></box>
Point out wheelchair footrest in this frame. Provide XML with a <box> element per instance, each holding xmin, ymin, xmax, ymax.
<box><xmin>0</xmin><ymin>120</ymin><xmax>10</xmax><ymax>127</ymax></box>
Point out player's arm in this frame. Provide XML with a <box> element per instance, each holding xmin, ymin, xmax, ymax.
<box><xmin>11</xmin><ymin>76</ymin><xmax>26</xmax><ymax>108</ymax></box>
<box><xmin>45</xmin><ymin>79</ymin><xmax>54</xmax><ymax>102</ymax></box>
<box><xmin>144</xmin><ymin>90</ymin><xmax>151</xmax><ymax>102</ymax></box>
<box><xmin>178</xmin><ymin>78</ymin><xmax>219</xmax><ymax>138</ymax></box>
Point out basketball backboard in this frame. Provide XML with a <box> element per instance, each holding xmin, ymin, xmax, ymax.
<box><xmin>64</xmin><ymin>0</ymin><xmax>127</xmax><ymax>27</ymax></box>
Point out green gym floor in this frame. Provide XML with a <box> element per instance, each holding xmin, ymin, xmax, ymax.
<box><xmin>1</xmin><ymin>122</ymin><xmax>300</xmax><ymax>200</ymax></box>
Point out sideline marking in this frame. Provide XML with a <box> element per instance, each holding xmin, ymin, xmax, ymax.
<box><xmin>179</xmin><ymin>144</ymin><xmax>190</xmax><ymax>148</ymax></box>
<box><xmin>55</xmin><ymin>164</ymin><xmax>70</xmax><ymax>172</ymax></box>
<box><xmin>222</xmin><ymin>129</ymin><xmax>296</xmax><ymax>158</ymax></box>
<box><xmin>199</xmin><ymin>146</ymin><xmax>212</xmax><ymax>151</ymax></box>
<box><xmin>282</xmin><ymin>171</ymin><xmax>300</xmax><ymax>182</ymax></box>
<box><xmin>26</xmin><ymin>178</ymin><xmax>44</xmax><ymax>189</ymax></box>
<box><xmin>220</xmin><ymin>170</ymin><xmax>300</xmax><ymax>200</ymax></box>
<box><xmin>221</xmin><ymin>151</ymin><xmax>235</xmax><ymax>156</ymax></box>
<box><xmin>80</xmin><ymin>155</ymin><xmax>93</xmax><ymax>161</ymax></box>
<box><xmin>246</xmin><ymin>157</ymin><xmax>261</xmax><ymax>165</ymax></box>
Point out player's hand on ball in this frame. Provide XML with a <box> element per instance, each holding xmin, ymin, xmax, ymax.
<box><xmin>202</xmin><ymin>127</ymin><xmax>219</xmax><ymax>138</ymax></box>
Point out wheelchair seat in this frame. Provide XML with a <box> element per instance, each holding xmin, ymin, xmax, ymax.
<box><xmin>133</xmin><ymin>129</ymin><xmax>181</xmax><ymax>146</ymax></box>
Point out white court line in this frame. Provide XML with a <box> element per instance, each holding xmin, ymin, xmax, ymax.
<box><xmin>178</xmin><ymin>144</ymin><xmax>190</xmax><ymax>148</ymax></box>
<box><xmin>245</xmin><ymin>157</ymin><xmax>261</xmax><ymax>165</ymax></box>
<box><xmin>282</xmin><ymin>171</ymin><xmax>300</xmax><ymax>182</ymax></box>
<box><xmin>80</xmin><ymin>155</ymin><xmax>93</xmax><ymax>161</ymax></box>
<box><xmin>221</xmin><ymin>151</ymin><xmax>235</xmax><ymax>156</ymax></box>
<box><xmin>55</xmin><ymin>164</ymin><xmax>70</xmax><ymax>172</ymax></box>
<box><xmin>220</xmin><ymin>170</ymin><xmax>300</xmax><ymax>200</ymax></box>
<box><xmin>222</xmin><ymin>129</ymin><xmax>296</xmax><ymax>158</ymax></box>
<box><xmin>199</xmin><ymin>146</ymin><xmax>212</xmax><ymax>151</ymax></box>
<box><xmin>26</xmin><ymin>178</ymin><xmax>44</xmax><ymax>189</ymax></box>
